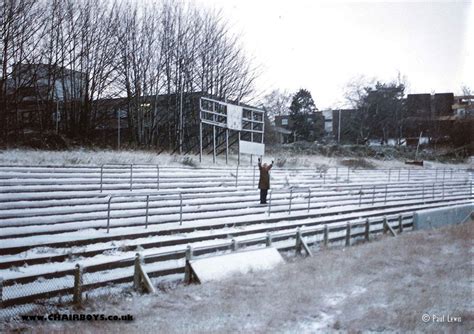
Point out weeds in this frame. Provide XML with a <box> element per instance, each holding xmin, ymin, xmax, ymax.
<box><xmin>181</xmin><ymin>156</ymin><xmax>197</xmax><ymax>167</ymax></box>
<box><xmin>340</xmin><ymin>158</ymin><xmax>375</xmax><ymax>169</ymax></box>
<box><xmin>276</xmin><ymin>158</ymin><xmax>287</xmax><ymax>168</ymax></box>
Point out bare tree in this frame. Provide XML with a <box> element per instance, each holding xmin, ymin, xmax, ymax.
<box><xmin>0</xmin><ymin>0</ymin><xmax>45</xmax><ymax>138</ymax></box>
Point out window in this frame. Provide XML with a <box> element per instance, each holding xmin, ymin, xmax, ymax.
<box><xmin>281</xmin><ymin>118</ymin><xmax>288</xmax><ymax>126</ymax></box>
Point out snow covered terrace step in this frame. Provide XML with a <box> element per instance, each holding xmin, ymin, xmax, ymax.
<box><xmin>0</xmin><ymin>182</ymin><xmax>469</xmax><ymax>235</ymax></box>
<box><xmin>0</xmin><ymin>195</ymin><xmax>470</xmax><ymax>256</ymax></box>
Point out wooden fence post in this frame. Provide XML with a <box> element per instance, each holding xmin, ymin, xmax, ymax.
<box><xmin>133</xmin><ymin>253</ymin><xmax>156</xmax><ymax>293</ymax></box>
<box><xmin>384</xmin><ymin>216</ymin><xmax>397</xmax><ymax>237</ymax></box>
<box><xmin>323</xmin><ymin>225</ymin><xmax>329</xmax><ymax>246</ymax></box>
<box><xmin>295</xmin><ymin>228</ymin><xmax>302</xmax><ymax>254</ymax></box>
<box><xmin>134</xmin><ymin>253</ymin><xmax>142</xmax><ymax>291</ymax></box>
<box><xmin>231</xmin><ymin>238</ymin><xmax>238</xmax><ymax>251</ymax></box>
<box><xmin>399</xmin><ymin>215</ymin><xmax>404</xmax><ymax>233</ymax></box>
<box><xmin>184</xmin><ymin>245</ymin><xmax>193</xmax><ymax>284</ymax></box>
<box><xmin>266</xmin><ymin>233</ymin><xmax>272</xmax><ymax>247</ymax></box>
<box><xmin>345</xmin><ymin>222</ymin><xmax>351</xmax><ymax>247</ymax></box>
<box><xmin>295</xmin><ymin>228</ymin><xmax>312</xmax><ymax>257</ymax></box>
<box><xmin>365</xmin><ymin>218</ymin><xmax>370</xmax><ymax>241</ymax></box>
<box><xmin>73</xmin><ymin>264</ymin><xmax>83</xmax><ymax>306</ymax></box>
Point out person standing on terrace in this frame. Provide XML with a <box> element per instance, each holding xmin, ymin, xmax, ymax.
<box><xmin>258</xmin><ymin>158</ymin><xmax>273</xmax><ymax>204</ymax></box>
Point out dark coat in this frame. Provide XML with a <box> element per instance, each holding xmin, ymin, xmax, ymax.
<box><xmin>258</xmin><ymin>162</ymin><xmax>273</xmax><ymax>189</ymax></box>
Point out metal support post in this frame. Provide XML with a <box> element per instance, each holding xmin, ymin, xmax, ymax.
<box><xmin>179</xmin><ymin>193</ymin><xmax>183</xmax><ymax>225</ymax></box>
<box><xmin>307</xmin><ymin>189</ymin><xmax>311</xmax><ymax>212</ymax></box>
<box><xmin>268</xmin><ymin>190</ymin><xmax>273</xmax><ymax>216</ymax></box>
<box><xmin>253</xmin><ymin>166</ymin><xmax>256</xmax><ymax>188</ymax></box>
<box><xmin>212</xmin><ymin>125</ymin><xmax>216</xmax><ymax>164</ymax></box>
<box><xmin>225</xmin><ymin>129</ymin><xmax>229</xmax><ymax>165</ymax></box>
<box><xmin>145</xmin><ymin>195</ymin><xmax>150</xmax><ymax>229</ymax></box>
<box><xmin>235</xmin><ymin>165</ymin><xmax>239</xmax><ymax>187</ymax></box>
<box><xmin>106</xmin><ymin>196</ymin><xmax>112</xmax><ymax>233</ymax></box>
<box><xmin>372</xmin><ymin>185</ymin><xmax>376</xmax><ymax>205</ymax></box>
<box><xmin>199</xmin><ymin>121</ymin><xmax>203</xmax><ymax>163</ymax></box>
<box><xmin>288</xmin><ymin>189</ymin><xmax>293</xmax><ymax>214</ymax></box>
<box><xmin>100</xmin><ymin>165</ymin><xmax>104</xmax><ymax>193</ymax></box>
<box><xmin>156</xmin><ymin>165</ymin><xmax>160</xmax><ymax>191</ymax></box>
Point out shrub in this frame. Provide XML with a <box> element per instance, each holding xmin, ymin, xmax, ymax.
<box><xmin>340</xmin><ymin>158</ymin><xmax>375</xmax><ymax>169</ymax></box>
<box><xmin>276</xmin><ymin>158</ymin><xmax>287</xmax><ymax>168</ymax></box>
<box><xmin>181</xmin><ymin>156</ymin><xmax>197</xmax><ymax>167</ymax></box>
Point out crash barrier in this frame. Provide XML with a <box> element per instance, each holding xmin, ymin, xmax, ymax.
<box><xmin>413</xmin><ymin>203</ymin><xmax>473</xmax><ymax>230</ymax></box>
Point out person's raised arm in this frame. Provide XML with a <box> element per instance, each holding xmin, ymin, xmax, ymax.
<box><xmin>268</xmin><ymin>160</ymin><xmax>274</xmax><ymax>170</ymax></box>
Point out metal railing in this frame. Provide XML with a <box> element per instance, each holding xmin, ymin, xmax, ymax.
<box><xmin>234</xmin><ymin>166</ymin><xmax>470</xmax><ymax>188</ymax></box>
<box><xmin>106</xmin><ymin>191</ymin><xmax>184</xmax><ymax>233</ymax></box>
<box><xmin>99</xmin><ymin>164</ymin><xmax>160</xmax><ymax>193</ymax></box>
<box><xmin>266</xmin><ymin>181</ymin><xmax>472</xmax><ymax>217</ymax></box>
<box><xmin>103</xmin><ymin>180</ymin><xmax>471</xmax><ymax>232</ymax></box>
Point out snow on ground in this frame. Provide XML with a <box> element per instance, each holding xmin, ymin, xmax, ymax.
<box><xmin>6</xmin><ymin>219</ymin><xmax>471</xmax><ymax>333</ymax></box>
<box><xmin>0</xmin><ymin>149</ymin><xmax>472</xmax><ymax>169</ymax></box>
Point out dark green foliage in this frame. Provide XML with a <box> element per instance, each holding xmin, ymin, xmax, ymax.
<box><xmin>289</xmin><ymin>89</ymin><xmax>322</xmax><ymax>142</ymax></box>
<box><xmin>343</xmin><ymin>81</ymin><xmax>406</xmax><ymax>144</ymax></box>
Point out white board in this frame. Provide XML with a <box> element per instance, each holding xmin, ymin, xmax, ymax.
<box><xmin>189</xmin><ymin>247</ymin><xmax>284</xmax><ymax>283</ymax></box>
<box><xmin>239</xmin><ymin>140</ymin><xmax>265</xmax><ymax>156</ymax></box>
<box><xmin>227</xmin><ymin>104</ymin><xmax>243</xmax><ymax>131</ymax></box>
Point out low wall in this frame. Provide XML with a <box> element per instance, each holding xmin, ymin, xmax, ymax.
<box><xmin>413</xmin><ymin>204</ymin><xmax>473</xmax><ymax>230</ymax></box>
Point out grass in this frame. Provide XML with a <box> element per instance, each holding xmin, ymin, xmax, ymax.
<box><xmin>339</xmin><ymin>158</ymin><xmax>376</xmax><ymax>169</ymax></box>
<box><xmin>0</xmin><ymin>148</ymin><xmax>471</xmax><ymax>170</ymax></box>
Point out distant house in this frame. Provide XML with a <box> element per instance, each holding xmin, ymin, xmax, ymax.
<box><xmin>404</xmin><ymin>92</ymin><xmax>472</xmax><ymax>148</ymax></box>
<box><xmin>405</xmin><ymin>92</ymin><xmax>465</xmax><ymax>140</ymax></box>
<box><xmin>321</xmin><ymin>110</ymin><xmax>333</xmax><ymax>135</ymax></box>
<box><xmin>274</xmin><ymin>113</ymin><xmax>325</xmax><ymax>142</ymax></box>
<box><xmin>10</xmin><ymin>63</ymin><xmax>84</xmax><ymax>102</ymax></box>
<box><xmin>4</xmin><ymin>63</ymin><xmax>85</xmax><ymax>134</ymax></box>
<box><xmin>272</xmin><ymin>126</ymin><xmax>292</xmax><ymax>144</ymax></box>
<box><xmin>452</xmin><ymin>95</ymin><xmax>474</xmax><ymax>117</ymax></box>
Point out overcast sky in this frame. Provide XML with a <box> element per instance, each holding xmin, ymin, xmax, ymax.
<box><xmin>195</xmin><ymin>0</ymin><xmax>473</xmax><ymax>109</ymax></box>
